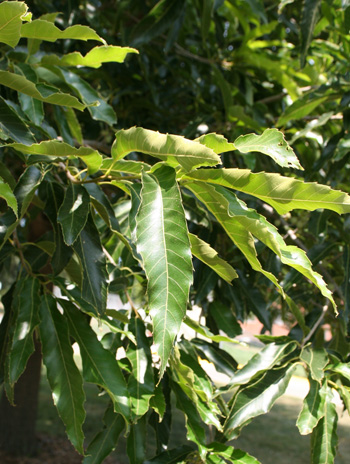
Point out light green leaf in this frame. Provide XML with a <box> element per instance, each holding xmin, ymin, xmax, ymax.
<box><xmin>224</xmin><ymin>366</ymin><xmax>296</xmax><ymax>439</ymax></box>
<box><xmin>195</xmin><ymin>132</ymin><xmax>236</xmax><ymax>154</ymax></box>
<box><xmin>21</xmin><ymin>19</ymin><xmax>104</xmax><ymax>43</ymax></box>
<box><xmin>6</xmin><ymin>276</ymin><xmax>40</xmax><ymax>395</ymax></box>
<box><xmin>186</xmin><ymin>182</ymin><xmax>282</xmax><ymax>292</ymax></box>
<box><xmin>126</xmin><ymin>415</ymin><xmax>147</xmax><ymax>464</ymax></box>
<box><xmin>59</xmin><ymin>69</ymin><xmax>117</xmax><ymax>126</ymax></box>
<box><xmin>0</xmin><ymin>1</ymin><xmax>27</xmax><ymax>48</ymax></box>
<box><xmin>207</xmin><ymin>443</ymin><xmax>261</xmax><ymax>464</ymax></box>
<box><xmin>329</xmin><ymin>362</ymin><xmax>350</xmax><ymax>382</ymax></box>
<box><xmin>221</xmin><ymin>341</ymin><xmax>298</xmax><ymax>392</ymax></box>
<box><xmin>83</xmin><ymin>406</ymin><xmax>124</xmax><ymax>464</ymax></box>
<box><xmin>41</xmin><ymin>45</ymin><xmax>138</xmax><ymax>68</ymax></box>
<box><xmin>183</xmin><ymin>316</ymin><xmax>237</xmax><ymax>343</ymax></box>
<box><xmin>126</xmin><ymin>318</ymin><xmax>155</xmax><ymax>418</ymax></box>
<box><xmin>183</xmin><ymin>168</ymin><xmax>350</xmax><ymax>215</ymax></box>
<box><xmin>234</xmin><ymin>129</ymin><xmax>303</xmax><ymax>170</ymax></box>
<box><xmin>112</xmin><ymin>127</ymin><xmax>221</xmax><ymax>171</ymax></box>
<box><xmin>189</xmin><ymin>233</ymin><xmax>237</xmax><ymax>283</ymax></box>
<box><xmin>0</xmin><ymin>96</ymin><xmax>36</xmax><ymax>145</ymax></box>
<box><xmin>301</xmin><ymin>347</ymin><xmax>329</xmax><ymax>382</ymax></box>
<box><xmin>101</xmin><ymin>158</ymin><xmax>149</xmax><ymax>177</ymax></box>
<box><xmin>0</xmin><ymin>177</ymin><xmax>17</xmax><ymax>217</ymax></box>
<box><xmin>136</xmin><ymin>165</ymin><xmax>193</xmax><ymax>377</ymax></box>
<box><xmin>311</xmin><ymin>386</ymin><xmax>338</xmax><ymax>464</ymax></box>
<box><xmin>297</xmin><ymin>379</ymin><xmax>327</xmax><ymax>435</ymax></box>
<box><xmin>300</xmin><ymin>0</ymin><xmax>322</xmax><ymax>68</ymax></box>
<box><xmin>72</xmin><ymin>215</ymin><xmax>108</xmax><ymax>316</ymax></box>
<box><xmin>61</xmin><ymin>300</ymin><xmax>131</xmax><ymax>422</ymax></box>
<box><xmin>6</xmin><ymin>140</ymin><xmax>102</xmax><ymax>174</ymax></box>
<box><xmin>39</xmin><ymin>293</ymin><xmax>85</xmax><ymax>454</ymax></box>
<box><xmin>0</xmin><ymin>71</ymin><xmax>86</xmax><ymax>111</ymax></box>
<box><xmin>58</xmin><ymin>184</ymin><xmax>90</xmax><ymax>246</ymax></box>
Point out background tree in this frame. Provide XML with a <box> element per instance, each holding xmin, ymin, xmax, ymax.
<box><xmin>0</xmin><ymin>1</ymin><xmax>350</xmax><ymax>463</ymax></box>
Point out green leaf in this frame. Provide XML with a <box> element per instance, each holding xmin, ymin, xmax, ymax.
<box><xmin>126</xmin><ymin>415</ymin><xmax>147</xmax><ymax>464</ymax></box>
<box><xmin>186</xmin><ymin>182</ymin><xmax>282</xmax><ymax>292</ymax></box>
<box><xmin>300</xmin><ymin>347</ymin><xmax>328</xmax><ymax>382</ymax></box>
<box><xmin>0</xmin><ymin>71</ymin><xmax>86</xmax><ymax>111</ymax></box>
<box><xmin>285</xmin><ymin>295</ymin><xmax>310</xmax><ymax>337</ymax></box>
<box><xmin>136</xmin><ymin>165</ymin><xmax>193</xmax><ymax>377</ymax></box>
<box><xmin>14</xmin><ymin>64</ymin><xmax>45</xmax><ymax>126</ymax></box>
<box><xmin>6</xmin><ymin>276</ymin><xmax>40</xmax><ymax>394</ymax></box>
<box><xmin>209</xmin><ymin>301</ymin><xmax>242</xmax><ymax>338</ymax></box>
<box><xmin>207</xmin><ymin>443</ymin><xmax>261</xmax><ymax>464</ymax></box>
<box><xmin>193</xmin><ymin>338</ymin><xmax>238</xmax><ymax>378</ymax></box>
<box><xmin>57</xmin><ymin>184</ymin><xmax>90</xmax><ymax>246</ymax></box>
<box><xmin>195</xmin><ymin>132</ymin><xmax>236</xmax><ymax>154</ymax></box>
<box><xmin>297</xmin><ymin>379</ymin><xmax>327</xmax><ymax>435</ymax></box>
<box><xmin>183</xmin><ymin>316</ymin><xmax>236</xmax><ymax>343</ymax></box>
<box><xmin>189</xmin><ymin>233</ymin><xmax>238</xmax><ymax>283</ymax></box>
<box><xmin>83</xmin><ymin>406</ymin><xmax>124</xmax><ymax>464</ymax></box>
<box><xmin>144</xmin><ymin>445</ymin><xmax>195</xmax><ymax>463</ymax></box>
<box><xmin>224</xmin><ymin>366</ymin><xmax>296</xmax><ymax>439</ymax></box>
<box><xmin>39</xmin><ymin>293</ymin><xmax>85</xmax><ymax>454</ymax></box>
<box><xmin>233</xmin><ymin>129</ymin><xmax>303</xmax><ymax>170</ymax></box>
<box><xmin>72</xmin><ymin>215</ymin><xmax>108</xmax><ymax>316</ymax></box>
<box><xmin>0</xmin><ymin>177</ymin><xmax>17</xmax><ymax>217</ymax></box>
<box><xmin>183</xmin><ymin>168</ymin><xmax>350</xmax><ymax>215</ymax></box>
<box><xmin>300</xmin><ymin>0</ymin><xmax>322</xmax><ymax>68</ymax></box>
<box><xmin>101</xmin><ymin>158</ymin><xmax>149</xmax><ymax>176</ymax></box>
<box><xmin>311</xmin><ymin>386</ymin><xmax>338</xmax><ymax>464</ymax></box>
<box><xmin>131</xmin><ymin>0</ymin><xmax>186</xmax><ymax>46</ymax></box>
<box><xmin>41</xmin><ymin>45</ymin><xmax>138</xmax><ymax>68</ymax></box>
<box><xmin>0</xmin><ymin>96</ymin><xmax>35</xmax><ymax>145</ymax></box>
<box><xmin>126</xmin><ymin>318</ymin><xmax>155</xmax><ymax>418</ymax></box>
<box><xmin>112</xmin><ymin>127</ymin><xmax>221</xmax><ymax>171</ymax></box>
<box><xmin>0</xmin><ymin>1</ymin><xmax>27</xmax><ymax>48</ymax></box>
<box><xmin>21</xmin><ymin>19</ymin><xmax>104</xmax><ymax>43</ymax></box>
<box><xmin>59</xmin><ymin>69</ymin><xmax>117</xmax><ymax>126</ymax></box>
<box><xmin>329</xmin><ymin>362</ymin><xmax>350</xmax><ymax>382</ymax></box>
<box><xmin>221</xmin><ymin>340</ymin><xmax>298</xmax><ymax>392</ymax></box>
<box><xmin>6</xmin><ymin>140</ymin><xmax>102</xmax><ymax>174</ymax></box>
<box><xmin>61</xmin><ymin>299</ymin><xmax>131</xmax><ymax>422</ymax></box>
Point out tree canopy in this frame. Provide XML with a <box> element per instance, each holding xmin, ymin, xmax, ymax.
<box><xmin>1</xmin><ymin>1</ymin><xmax>350</xmax><ymax>463</ymax></box>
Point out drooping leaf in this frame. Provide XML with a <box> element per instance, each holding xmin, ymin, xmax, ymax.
<box><xmin>221</xmin><ymin>340</ymin><xmax>298</xmax><ymax>392</ymax></box>
<box><xmin>183</xmin><ymin>316</ymin><xmax>236</xmax><ymax>343</ymax></box>
<box><xmin>143</xmin><ymin>445</ymin><xmax>195</xmax><ymax>463</ymax></box>
<box><xmin>126</xmin><ymin>415</ymin><xmax>147</xmax><ymax>464</ymax></box>
<box><xmin>208</xmin><ymin>301</ymin><xmax>242</xmax><ymax>338</ymax></box>
<box><xmin>21</xmin><ymin>19</ymin><xmax>104</xmax><ymax>43</ymax></box>
<box><xmin>14</xmin><ymin>63</ymin><xmax>45</xmax><ymax>126</ymax></box>
<box><xmin>126</xmin><ymin>317</ymin><xmax>155</xmax><ymax>418</ymax></box>
<box><xmin>5</xmin><ymin>276</ymin><xmax>40</xmax><ymax>398</ymax></box>
<box><xmin>301</xmin><ymin>346</ymin><xmax>328</xmax><ymax>382</ymax></box>
<box><xmin>224</xmin><ymin>365</ymin><xmax>296</xmax><ymax>439</ymax></box>
<box><xmin>112</xmin><ymin>127</ymin><xmax>221</xmax><ymax>171</ymax></box>
<box><xmin>285</xmin><ymin>295</ymin><xmax>310</xmax><ymax>337</ymax></box>
<box><xmin>72</xmin><ymin>215</ymin><xmax>108</xmax><ymax>316</ymax></box>
<box><xmin>83</xmin><ymin>406</ymin><xmax>124</xmax><ymax>464</ymax></box>
<box><xmin>0</xmin><ymin>1</ymin><xmax>27</xmax><ymax>48</ymax></box>
<box><xmin>300</xmin><ymin>0</ymin><xmax>322</xmax><ymax>68</ymax></box>
<box><xmin>136</xmin><ymin>165</ymin><xmax>193</xmax><ymax>376</ymax></box>
<box><xmin>207</xmin><ymin>443</ymin><xmax>261</xmax><ymax>464</ymax></box>
<box><xmin>39</xmin><ymin>293</ymin><xmax>85</xmax><ymax>454</ymax></box>
<box><xmin>183</xmin><ymin>168</ymin><xmax>350</xmax><ymax>215</ymax></box>
<box><xmin>57</xmin><ymin>184</ymin><xmax>90</xmax><ymax>246</ymax></box>
<box><xmin>311</xmin><ymin>386</ymin><xmax>338</xmax><ymax>464</ymax></box>
<box><xmin>297</xmin><ymin>379</ymin><xmax>327</xmax><ymax>435</ymax></box>
<box><xmin>0</xmin><ymin>177</ymin><xmax>17</xmax><ymax>217</ymax></box>
<box><xmin>6</xmin><ymin>140</ymin><xmax>102</xmax><ymax>174</ymax></box>
<box><xmin>189</xmin><ymin>233</ymin><xmax>238</xmax><ymax>283</ymax></box>
<box><xmin>193</xmin><ymin>338</ymin><xmax>238</xmax><ymax>378</ymax></box>
<box><xmin>61</xmin><ymin>299</ymin><xmax>131</xmax><ymax>422</ymax></box>
<box><xmin>0</xmin><ymin>96</ymin><xmax>35</xmax><ymax>145</ymax></box>
<box><xmin>233</xmin><ymin>129</ymin><xmax>303</xmax><ymax>170</ymax></box>
<box><xmin>0</xmin><ymin>71</ymin><xmax>86</xmax><ymax>111</ymax></box>
<box><xmin>41</xmin><ymin>45</ymin><xmax>138</xmax><ymax>68</ymax></box>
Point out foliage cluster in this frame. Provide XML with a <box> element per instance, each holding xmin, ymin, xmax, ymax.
<box><xmin>1</xmin><ymin>1</ymin><xmax>350</xmax><ymax>463</ymax></box>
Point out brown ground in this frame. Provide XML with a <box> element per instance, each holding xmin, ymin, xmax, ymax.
<box><xmin>0</xmin><ymin>434</ymin><xmax>119</xmax><ymax>464</ymax></box>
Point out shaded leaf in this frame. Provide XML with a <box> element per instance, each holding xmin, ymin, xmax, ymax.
<box><xmin>300</xmin><ymin>0</ymin><xmax>322</xmax><ymax>68</ymax></box>
<box><xmin>41</xmin><ymin>45</ymin><xmax>138</xmax><ymax>68</ymax></box>
<box><xmin>143</xmin><ymin>445</ymin><xmax>195</xmax><ymax>463</ymax></box>
<box><xmin>189</xmin><ymin>233</ymin><xmax>237</xmax><ymax>283</ymax></box>
<box><xmin>183</xmin><ymin>316</ymin><xmax>235</xmax><ymax>343</ymax></box>
<box><xmin>297</xmin><ymin>378</ymin><xmax>327</xmax><ymax>435</ymax></box>
<box><xmin>112</xmin><ymin>127</ymin><xmax>221</xmax><ymax>171</ymax></box>
<box><xmin>193</xmin><ymin>338</ymin><xmax>238</xmax><ymax>378</ymax></box>
<box><xmin>0</xmin><ymin>96</ymin><xmax>35</xmax><ymax>145</ymax></box>
<box><xmin>39</xmin><ymin>293</ymin><xmax>85</xmax><ymax>454</ymax></box>
<box><xmin>0</xmin><ymin>176</ymin><xmax>17</xmax><ymax>216</ymax></box>
<box><xmin>83</xmin><ymin>406</ymin><xmax>124</xmax><ymax>464</ymax></box>
<box><xmin>61</xmin><ymin>299</ymin><xmax>130</xmax><ymax>421</ymax></box>
<box><xmin>209</xmin><ymin>301</ymin><xmax>242</xmax><ymax>338</ymax></box>
<box><xmin>126</xmin><ymin>415</ymin><xmax>147</xmax><ymax>464</ymax></box>
<box><xmin>234</xmin><ymin>129</ymin><xmax>302</xmax><ymax>170</ymax></box>
<box><xmin>136</xmin><ymin>165</ymin><xmax>192</xmax><ymax>377</ymax></box>
<box><xmin>58</xmin><ymin>184</ymin><xmax>90</xmax><ymax>246</ymax></box>
<box><xmin>0</xmin><ymin>71</ymin><xmax>86</xmax><ymax>111</ymax></box>
<box><xmin>0</xmin><ymin>1</ymin><xmax>27</xmax><ymax>48</ymax></box>
<box><xmin>207</xmin><ymin>443</ymin><xmax>261</xmax><ymax>464</ymax></box>
<box><xmin>72</xmin><ymin>215</ymin><xmax>108</xmax><ymax>316</ymax></box>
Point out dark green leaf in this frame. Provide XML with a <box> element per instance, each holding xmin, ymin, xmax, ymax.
<box><xmin>300</xmin><ymin>0</ymin><xmax>322</xmax><ymax>68</ymax></box>
<box><xmin>193</xmin><ymin>338</ymin><xmax>238</xmax><ymax>378</ymax></box>
<box><xmin>300</xmin><ymin>346</ymin><xmax>328</xmax><ymax>382</ymax></box>
<box><xmin>209</xmin><ymin>301</ymin><xmax>242</xmax><ymax>338</ymax></box>
<box><xmin>58</xmin><ymin>184</ymin><xmax>90</xmax><ymax>246</ymax></box>
<box><xmin>297</xmin><ymin>378</ymin><xmax>327</xmax><ymax>435</ymax></box>
<box><xmin>144</xmin><ymin>445</ymin><xmax>195</xmax><ymax>463</ymax></box>
<box><xmin>207</xmin><ymin>443</ymin><xmax>261</xmax><ymax>464</ymax></box>
<box><xmin>0</xmin><ymin>96</ymin><xmax>35</xmax><ymax>145</ymax></box>
<box><xmin>126</xmin><ymin>415</ymin><xmax>147</xmax><ymax>464</ymax></box>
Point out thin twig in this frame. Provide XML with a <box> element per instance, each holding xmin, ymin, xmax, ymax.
<box><xmin>301</xmin><ymin>302</ymin><xmax>329</xmax><ymax>347</ymax></box>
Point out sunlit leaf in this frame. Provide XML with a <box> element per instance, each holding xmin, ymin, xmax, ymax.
<box><xmin>0</xmin><ymin>176</ymin><xmax>17</xmax><ymax>217</ymax></box>
<box><xmin>0</xmin><ymin>1</ymin><xmax>27</xmax><ymax>48</ymax></box>
<box><xmin>297</xmin><ymin>379</ymin><xmax>327</xmax><ymax>435</ymax></box>
<box><xmin>300</xmin><ymin>346</ymin><xmax>328</xmax><ymax>382</ymax></box>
